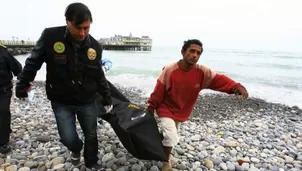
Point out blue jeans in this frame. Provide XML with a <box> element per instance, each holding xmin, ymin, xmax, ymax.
<box><xmin>51</xmin><ymin>100</ymin><xmax>100</xmax><ymax>167</ymax></box>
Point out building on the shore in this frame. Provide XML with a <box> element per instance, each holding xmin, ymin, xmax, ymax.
<box><xmin>98</xmin><ymin>33</ymin><xmax>152</xmax><ymax>51</ymax></box>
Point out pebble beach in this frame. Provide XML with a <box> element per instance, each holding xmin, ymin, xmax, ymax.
<box><xmin>1</xmin><ymin>81</ymin><xmax>302</xmax><ymax>171</ymax></box>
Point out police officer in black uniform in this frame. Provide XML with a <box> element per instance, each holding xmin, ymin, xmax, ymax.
<box><xmin>0</xmin><ymin>44</ymin><xmax>22</xmax><ymax>154</ymax></box>
<box><xmin>15</xmin><ymin>3</ymin><xmax>112</xmax><ymax>170</ymax></box>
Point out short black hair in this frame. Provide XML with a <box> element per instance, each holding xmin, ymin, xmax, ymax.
<box><xmin>65</xmin><ymin>2</ymin><xmax>93</xmax><ymax>25</ymax></box>
<box><xmin>181</xmin><ymin>39</ymin><xmax>203</xmax><ymax>52</ymax></box>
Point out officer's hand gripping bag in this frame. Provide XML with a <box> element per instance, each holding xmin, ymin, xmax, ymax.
<box><xmin>98</xmin><ymin>81</ymin><xmax>167</xmax><ymax>162</ymax></box>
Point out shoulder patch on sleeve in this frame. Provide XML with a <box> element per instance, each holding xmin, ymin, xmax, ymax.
<box><xmin>0</xmin><ymin>43</ymin><xmax>7</xmax><ymax>48</ymax></box>
<box><xmin>157</xmin><ymin>62</ymin><xmax>179</xmax><ymax>89</ymax></box>
<box><xmin>196</xmin><ymin>64</ymin><xmax>217</xmax><ymax>89</ymax></box>
<box><xmin>163</xmin><ymin>62</ymin><xmax>179</xmax><ymax>72</ymax></box>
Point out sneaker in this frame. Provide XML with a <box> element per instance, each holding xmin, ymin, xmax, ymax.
<box><xmin>86</xmin><ymin>163</ymin><xmax>106</xmax><ymax>171</ymax></box>
<box><xmin>71</xmin><ymin>151</ymin><xmax>81</xmax><ymax>165</ymax></box>
<box><xmin>0</xmin><ymin>143</ymin><xmax>11</xmax><ymax>154</ymax></box>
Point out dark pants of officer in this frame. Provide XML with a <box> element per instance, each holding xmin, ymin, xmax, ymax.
<box><xmin>50</xmin><ymin>100</ymin><xmax>100</xmax><ymax>167</ymax></box>
<box><xmin>0</xmin><ymin>89</ymin><xmax>12</xmax><ymax>146</ymax></box>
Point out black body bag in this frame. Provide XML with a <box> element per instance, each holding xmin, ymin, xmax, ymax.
<box><xmin>98</xmin><ymin>81</ymin><xmax>167</xmax><ymax>162</ymax></box>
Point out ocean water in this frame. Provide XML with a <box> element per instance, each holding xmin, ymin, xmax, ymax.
<box><xmin>15</xmin><ymin>47</ymin><xmax>302</xmax><ymax>108</ymax></box>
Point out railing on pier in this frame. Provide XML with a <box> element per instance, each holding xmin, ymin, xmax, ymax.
<box><xmin>0</xmin><ymin>40</ymin><xmax>36</xmax><ymax>47</ymax></box>
<box><xmin>101</xmin><ymin>44</ymin><xmax>152</xmax><ymax>51</ymax></box>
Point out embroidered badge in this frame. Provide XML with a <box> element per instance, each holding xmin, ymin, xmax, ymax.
<box><xmin>53</xmin><ymin>42</ymin><xmax>65</xmax><ymax>53</ymax></box>
<box><xmin>87</xmin><ymin>48</ymin><xmax>97</xmax><ymax>60</ymax></box>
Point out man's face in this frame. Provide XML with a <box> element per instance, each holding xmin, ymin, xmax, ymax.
<box><xmin>182</xmin><ymin>44</ymin><xmax>203</xmax><ymax>65</ymax></box>
<box><xmin>67</xmin><ymin>20</ymin><xmax>91</xmax><ymax>41</ymax></box>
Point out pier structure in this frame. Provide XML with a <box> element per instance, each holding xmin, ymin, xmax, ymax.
<box><xmin>1</xmin><ymin>32</ymin><xmax>153</xmax><ymax>55</ymax></box>
<box><xmin>0</xmin><ymin>40</ymin><xmax>36</xmax><ymax>55</ymax></box>
<box><xmin>99</xmin><ymin>33</ymin><xmax>152</xmax><ymax>51</ymax></box>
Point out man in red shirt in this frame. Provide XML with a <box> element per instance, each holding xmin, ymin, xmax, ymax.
<box><xmin>147</xmin><ymin>39</ymin><xmax>248</xmax><ymax>171</ymax></box>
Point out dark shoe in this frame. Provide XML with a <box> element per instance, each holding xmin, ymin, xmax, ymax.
<box><xmin>86</xmin><ymin>164</ymin><xmax>106</xmax><ymax>171</ymax></box>
<box><xmin>97</xmin><ymin>118</ymin><xmax>103</xmax><ymax>125</ymax></box>
<box><xmin>71</xmin><ymin>151</ymin><xmax>81</xmax><ymax>165</ymax></box>
<box><xmin>0</xmin><ymin>143</ymin><xmax>11</xmax><ymax>154</ymax></box>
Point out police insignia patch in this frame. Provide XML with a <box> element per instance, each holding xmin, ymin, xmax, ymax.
<box><xmin>53</xmin><ymin>42</ymin><xmax>65</xmax><ymax>53</ymax></box>
<box><xmin>87</xmin><ymin>48</ymin><xmax>97</xmax><ymax>60</ymax></box>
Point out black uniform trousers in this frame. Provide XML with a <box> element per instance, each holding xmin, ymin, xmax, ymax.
<box><xmin>0</xmin><ymin>88</ymin><xmax>12</xmax><ymax>146</ymax></box>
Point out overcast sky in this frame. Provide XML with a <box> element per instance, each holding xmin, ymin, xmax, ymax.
<box><xmin>1</xmin><ymin>0</ymin><xmax>301</xmax><ymax>51</ymax></box>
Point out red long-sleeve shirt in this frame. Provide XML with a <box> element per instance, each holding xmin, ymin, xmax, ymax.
<box><xmin>147</xmin><ymin>61</ymin><xmax>244</xmax><ymax>122</ymax></box>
